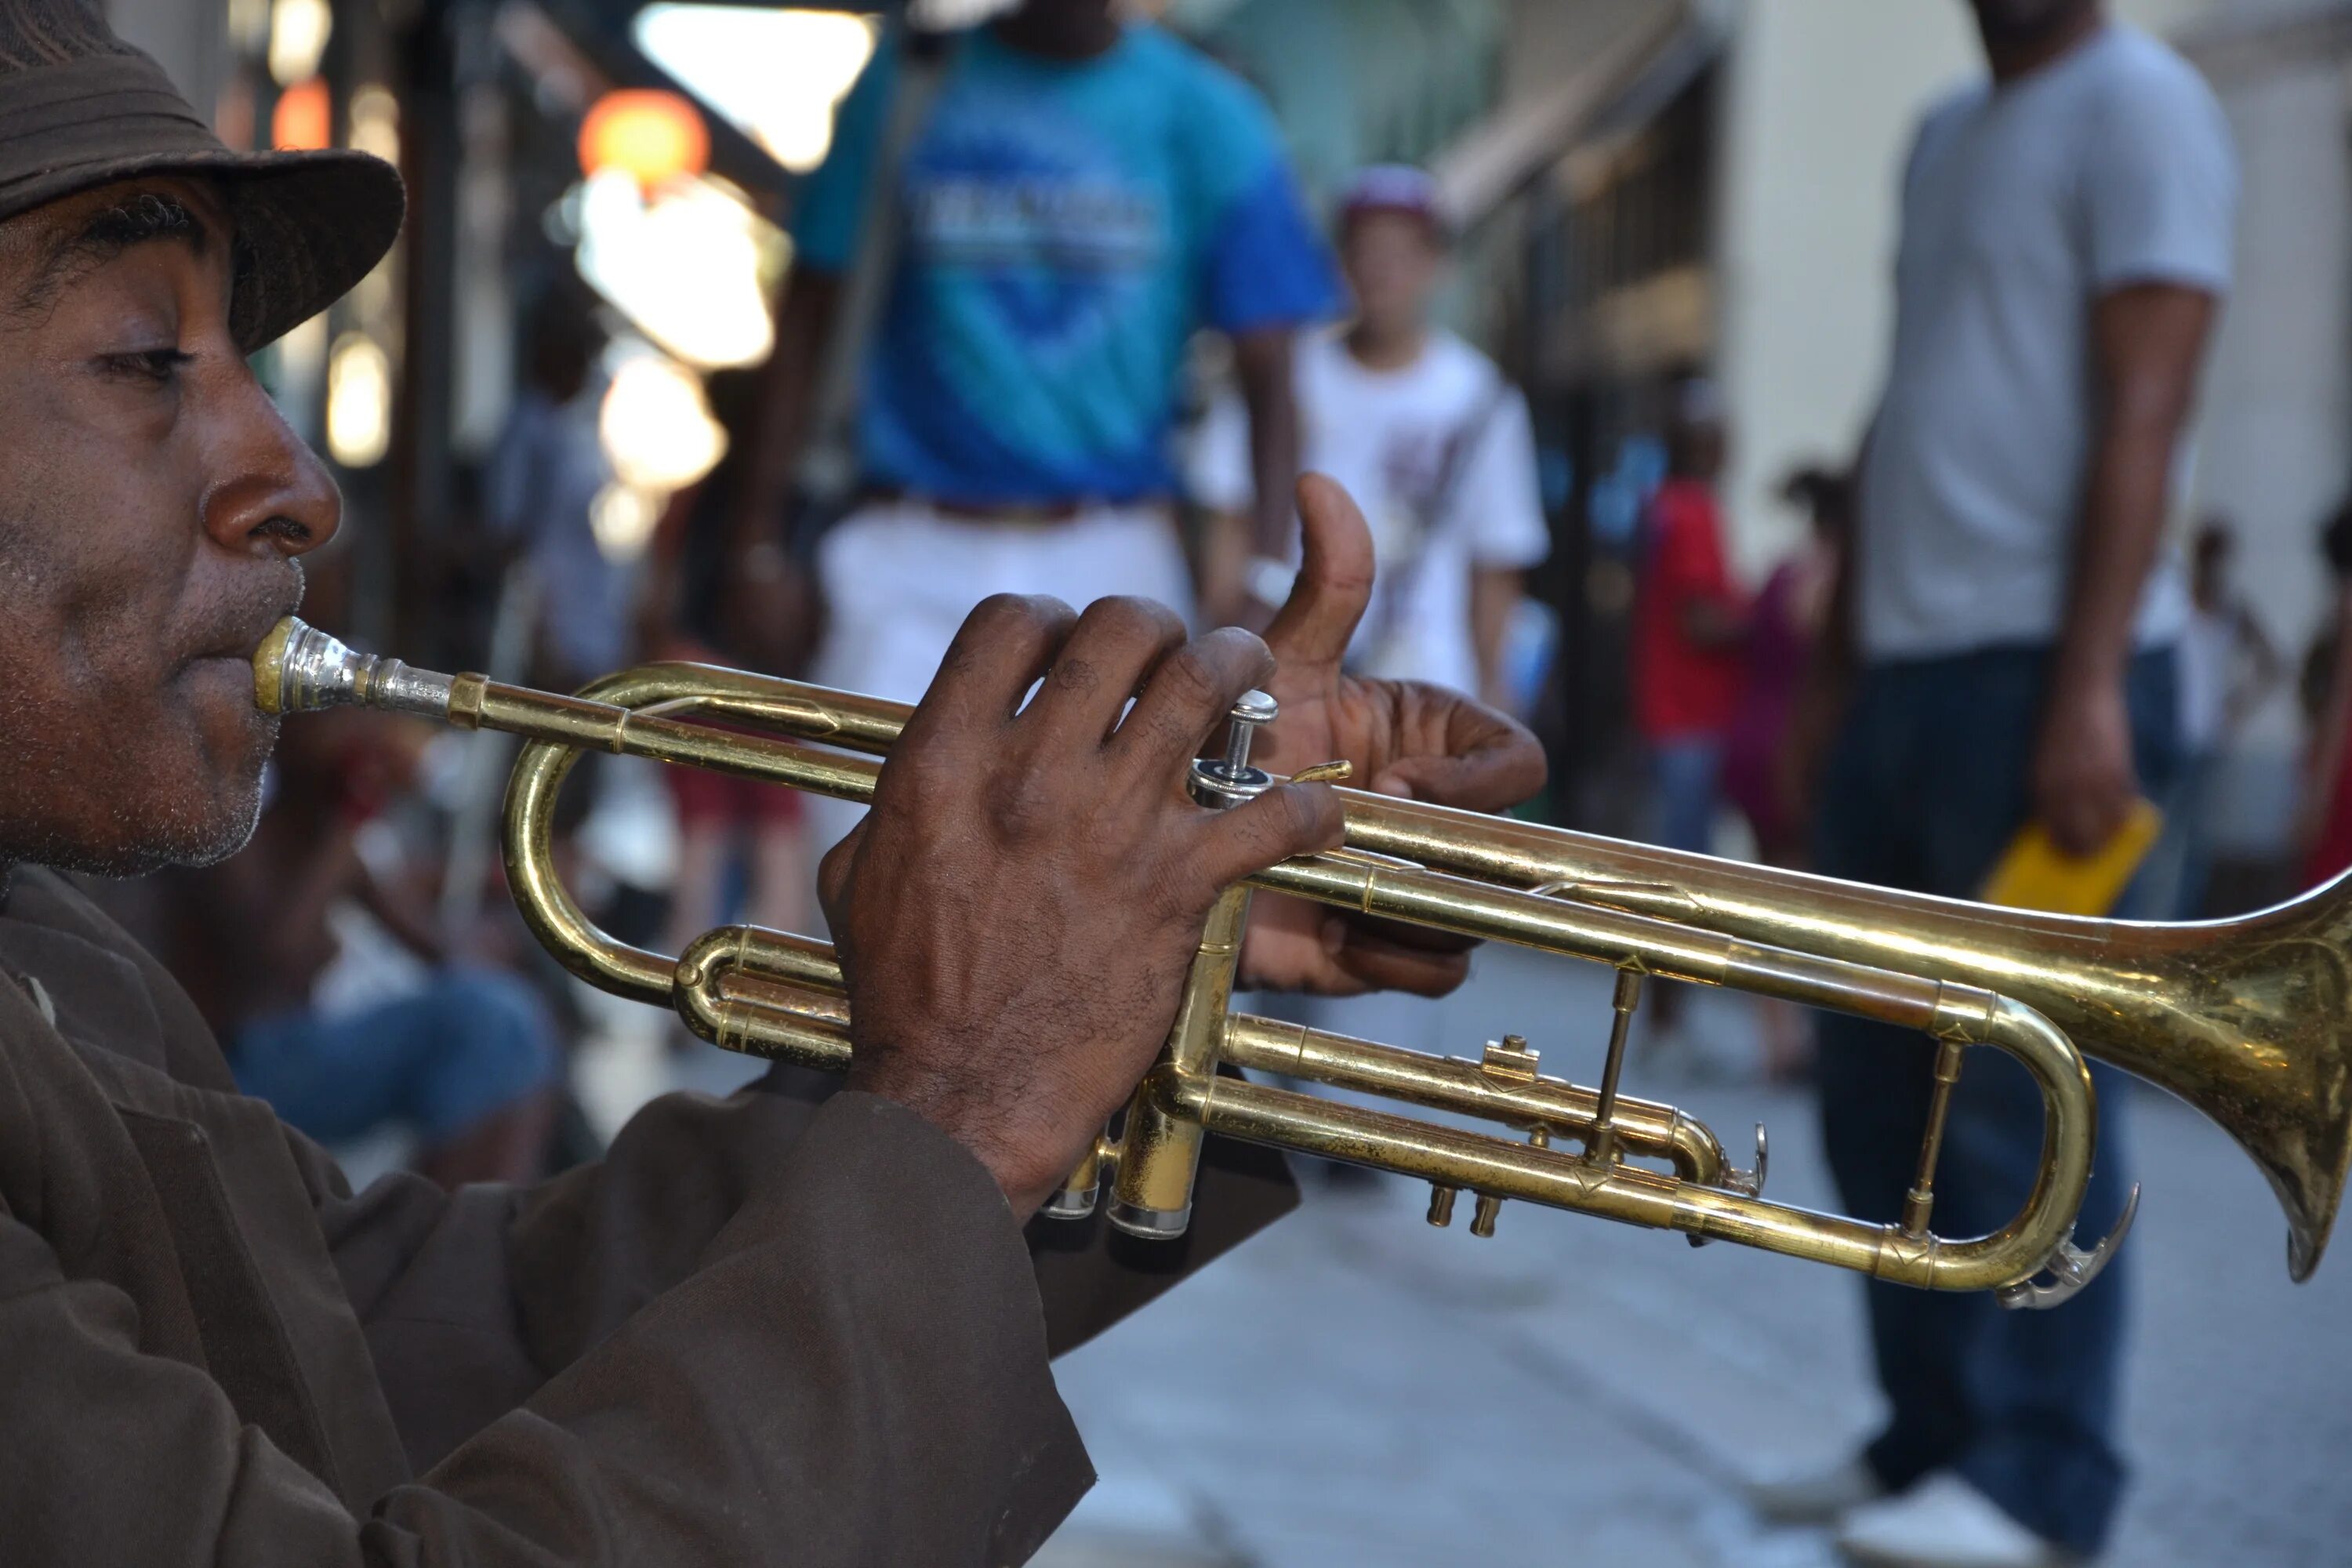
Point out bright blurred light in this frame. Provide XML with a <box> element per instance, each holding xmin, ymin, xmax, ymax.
<box><xmin>326</xmin><ymin>333</ymin><xmax>392</xmax><ymax>468</ymax></box>
<box><xmin>599</xmin><ymin>354</ymin><xmax>728</xmax><ymax>493</ymax></box>
<box><xmin>268</xmin><ymin>0</ymin><xmax>333</xmax><ymax>86</ymax></box>
<box><xmin>350</xmin><ymin>83</ymin><xmax>400</xmax><ymax>165</ymax></box>
<box><xmin>574</xmin><ymin>170</ymin><xmax>777</xmax><ymax>368</ymax></box>
<box><xmin>633</xmin><ymin>5</ymin><xmax>876</xmax><ymax>173</ymax></box>
<box><xmin>579</xmin><ymin>89</ymin><xmax>710</xmax><ymax>188</ymax></box>
<box><xmin>272</xmin><ymin>77</ymin><xmax>331</xmax><ymax>152</ymax></box>
<box><xmin>590</xmin><ymin>483</ymin><xmax>664</xmax><ymax>561</ymax></box>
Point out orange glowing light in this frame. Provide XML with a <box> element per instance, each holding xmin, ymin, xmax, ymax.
<box><xmin>579</xmin><ymin>89</ymin><xmax>709</xmax><ymax>188</ymax></box>
<box><xmin>271</xmin><ymin>77</ymin><xmax>332</xmax><ymax>152</ymax></box>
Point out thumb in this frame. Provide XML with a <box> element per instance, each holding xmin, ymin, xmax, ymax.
<box><xmin>1264</xmin><ymin>473</ymin><xmax>1377</xmax><ymax>671</ymax></box>
<box><xmin>1374</xmin><ymin>739</ymin><xmax>1545</xmax><ymax>816</ymax></box>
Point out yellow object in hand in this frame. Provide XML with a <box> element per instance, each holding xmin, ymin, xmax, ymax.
<box><xmin>1980</xmin><ymin>798</ymin><xmax>2166</xmax><ymax>917</ymax></box>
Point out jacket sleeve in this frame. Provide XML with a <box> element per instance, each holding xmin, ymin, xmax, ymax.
<box><xmin>2</xmin><ymin>1091</ymin><xmax>1091</xmax><ymax>1566</ymax></box>
<box><xmin>304</xmin><ymin>1063</ymin><xmax>1298</xmax><ymax>1469</ymax></box>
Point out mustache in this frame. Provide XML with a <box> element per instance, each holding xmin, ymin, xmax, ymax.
<box><xmin>175</xmin><ymin>560</ymin><xmax>307</xmax><ymax>669</ymax></box>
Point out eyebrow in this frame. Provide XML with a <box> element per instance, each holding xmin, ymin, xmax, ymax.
<box><xmin>11</xmin><ymin>191</ymin><xmax>212</xmax><ymax>321</ymax></box>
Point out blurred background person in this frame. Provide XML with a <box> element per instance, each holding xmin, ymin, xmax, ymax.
<box><xmin>741</xmin><ymin>0</ymin><xmax>1338</xmax><ymax>857</ymax></box>
<box><xmin>1763</xmin><ymin>2</ymin><xmax>2236</xmax><ymax>1564</ymax></box>
<box><xmin>1631</xmin><ymin>379</ymin><xmax>1747</xmax><ymax>1052</ymax></box>
<box><xmin>1191</xmin><ymin>163</ymin><xmax>1549</xmax><ymax>716</ymax></box>
<box><xmin>2296</xmin><ymin>500</ymin><xmax>2352</xmax><ymax>887</ymax></box>
<box><xmin>158</xmin><ymin>710</ymin><xmax>562</xmax><ymax>1188</ymax></box>
<box><xmin>637</xmin><ymin>369</ymin><xmax>818</xmax><ymax>1042</ymax></box>
<box><xmin>1187</xmin><ymin>159</ymin><xmax>1547</xmax><ymax>1111</ymax></box>
<box><xmin>2148</xmin><ymin>514</ymin><xmax>2281</xmax><ymax>916</ymax></box>
<box><xmin>1722</xmin><ymin>463</ymin><xmax>1851</xmax><ymax>1080</ymax></box>
<box><xmin>481</xmin><ymin>286</ymin><xmax>626</xmax><ymax>694</ymax></box>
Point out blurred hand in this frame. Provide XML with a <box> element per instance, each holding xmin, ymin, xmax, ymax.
<box><xmin>1240</xmin><ymin>474</ymin><xmax>1548</xmax><ymax>996</ymax></box>
<box><xmin>2033</xmin><ymin>673</ymin><xmax>2138</xmax><ymax>858</ymax></box>
<box><xmin>821</xmin><ymin>594</ymin><xmax>1345</xmax><ymax>1218</ymax></box>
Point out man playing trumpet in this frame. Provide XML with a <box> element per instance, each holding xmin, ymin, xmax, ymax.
<box><xmin>0</xmin><ymin>2</ymin><xmax>1542</xmax><ymax>1562</ymax></box>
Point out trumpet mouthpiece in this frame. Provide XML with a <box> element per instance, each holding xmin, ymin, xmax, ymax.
<box><xmin>252</xmin><ymin>616</ymin><xmax>455</xmax><ymax>720</ymax></box>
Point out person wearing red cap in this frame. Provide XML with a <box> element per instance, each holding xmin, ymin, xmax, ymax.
<box><xmin>0</xmin><ymin>3</ymin><xmax>1544</xmax><ymax>1561</ymax></box>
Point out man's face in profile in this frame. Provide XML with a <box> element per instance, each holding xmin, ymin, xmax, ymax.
<box><xmin>0</xmin><ymin>177</ymin><xmax>339</xmax><ymax>874</ymax></box>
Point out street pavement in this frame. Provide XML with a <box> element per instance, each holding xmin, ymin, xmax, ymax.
<box><xmin>1033</xmin><ymin>945</ymin><xmax>2352</xmax><ymax>1568</ymax></box>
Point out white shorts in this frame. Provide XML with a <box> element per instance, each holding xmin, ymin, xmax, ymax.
<box><xmin>804</xmin><ymin>498</ymin><xmax>1194</xmax><ymax>858</ymax></box>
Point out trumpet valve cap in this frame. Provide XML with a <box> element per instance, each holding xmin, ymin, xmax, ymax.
<box><xmin>1470</xmin><ymin>1193</ymin><xmax>1503</xmax><ymax>1238</ymax></box>
<box><xmin>1426</xmin><ymin>1185</ymin><xmax>1458</xmax><ymax>1228</ymax></box>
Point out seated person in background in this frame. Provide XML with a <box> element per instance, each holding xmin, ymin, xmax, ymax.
<box><xmin>158</xmin><ymin>707</ymin><xmax>561</xmax><ymax>1187</ymax></box>
<box><xmin>0</xmin><ymin>8</ymin><xmax>1544</xmax><ymax>1559</ymax></box>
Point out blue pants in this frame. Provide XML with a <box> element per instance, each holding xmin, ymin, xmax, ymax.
<box><xmin>233</xmin><ymin>970</ymin><xmax>558</xmax><ymax>1147</ymax></box>
<box><xmin>1650</xmin><ymin>735</ymin><xmax>1724</xmax><ymax>855</ymax></box>
<box><xmin>1813</xmin><ymin>645</ymin><xmax>2178</xmax><ymax>1558</ymax></box>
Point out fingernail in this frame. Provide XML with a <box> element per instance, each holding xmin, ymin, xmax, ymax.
<box><xmin>1321</xmin><ymin>916</ymin><xmax>1347</xmax><ymax>956</ymax></box>
<box><xmin>1374</xmin><ymin>776</ymin><xmax>1414</xmax><ymax>800</ymax></box>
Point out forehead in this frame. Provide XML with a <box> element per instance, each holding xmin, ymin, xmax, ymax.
<box><xmin>1341</xmin><ymin>209</ymin><xmax>1443</xmax><ymax>254</ymax></box>
<box><xmin>0</xmin><ymin>176</ymin><xmax>235</xmax><ymax>316</ymax></box>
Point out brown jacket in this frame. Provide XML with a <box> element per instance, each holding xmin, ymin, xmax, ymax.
<box><xmin>0</xmin><ymin>867</ymin><xmax>1295</xmax><ymax>1565</ymax></box>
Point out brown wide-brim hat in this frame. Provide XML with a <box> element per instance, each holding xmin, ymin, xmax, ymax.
<box><xmin>0</xmin><ymin>1</ymin><xmax>404</xmax><ymax>351</ymax></box>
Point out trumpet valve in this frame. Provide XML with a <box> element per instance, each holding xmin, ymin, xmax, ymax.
<box><xmin>1189</xmin><ymin>690</ymin><xmax>1279</xmax><ymax>809</ymax></box>
<box><xmin>1479</xmin><ymin>1034</ymin><xmax>1541</xmax><ymax>1084</ymax></box>
<box><xmin>1426</xmin><ymin>1185</ymin><xmax>1459</xmax><ymax>1228</ymax></box>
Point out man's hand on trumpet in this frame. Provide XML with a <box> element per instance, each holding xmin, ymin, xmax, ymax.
<box><xmin>1241</xmin><ymin>473</ymin><xmax>1549</xmax><ymax>996</ymax></box>
<box><xmin>818</xmin><ymin>595</ymin><xmax>1347</xmax><ymax>1219</ymax></box>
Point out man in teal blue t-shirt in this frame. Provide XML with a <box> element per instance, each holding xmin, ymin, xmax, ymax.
<box><xmin>746</xmin><ymin>0</ymin><xmax>1337</xmax><ymax>852</ymax></box>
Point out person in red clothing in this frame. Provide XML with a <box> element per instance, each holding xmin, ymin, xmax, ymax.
<box><xmin>1633</xmin><ymin>379</ymin><xmax>1748</xmax><ymax>860</ymax></box>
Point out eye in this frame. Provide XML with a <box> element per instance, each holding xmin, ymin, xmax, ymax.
<box><xmin>99</xmin><ymin>347</ymin><xmax>194</xmax><ymax>384</ymax></box>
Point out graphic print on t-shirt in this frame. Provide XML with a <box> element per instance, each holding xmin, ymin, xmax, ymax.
<box><xmin>792</xmin><ymin>26</ymin><xmax>1337</xmax><ymax>504</ymax></box>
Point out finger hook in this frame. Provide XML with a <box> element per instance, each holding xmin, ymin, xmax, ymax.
<box><xmin>1995</xmin><ymin>1183</ymin><xmax>2140</xmax><ymax>1312</ymax></box>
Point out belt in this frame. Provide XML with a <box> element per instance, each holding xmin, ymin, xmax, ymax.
<box><xmin>860</xmin><ymin>487</ymin><xmax>1168</xmax><ymax>529</ymax></box>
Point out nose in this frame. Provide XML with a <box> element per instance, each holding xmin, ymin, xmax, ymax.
<box><xmin>198</xmin><ymin>365</ymin><xmax>344</xmax><ymax>560</ymax></box>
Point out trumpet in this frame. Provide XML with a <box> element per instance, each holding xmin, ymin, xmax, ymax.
<box><xmin>255</xmin><ymin>618</ymin><xmax>2352</xmax><ymax>1307</ymax></box>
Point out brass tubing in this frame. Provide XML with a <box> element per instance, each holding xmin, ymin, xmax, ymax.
<box><xmin>1336</xmin><ymin>790</ymin><xmax>2352</xmax><ymax>1280</ymax></box>
<box><xmin>1165</xmin><ymin>992</ymin><xmax>2092</xmax><ymax>1294</ymax></box>
<box><xmin>262</xmin><ymin>625</ymin><xmax>2147</xmax><ymax>1294</ymax></box>
<box><xmin>1217</xmin><ymin>1014</ymin><xmax>1726</xmax><ymax>1185</ymax></box>
<box><xmin>424</xmin><ymin>639</ymin><xmax>2352</xmax><ymax>1279</ymax></box>
<box><xmin>1904</xmin><ymin>1036</ymin><xmax>1969</xmax><ymax>1237</ymax></box>
<box><xmin>503</xmin><ymin>742</ymin><xmax>671</xmax><ymax>1005</ymax></box>
<box><xmin>488</xmin><ymin>666</ymin><xmax>2096</xmax><ymax>1284</ymax></box>
<box><xmin>641</xmin><ymin>927</ymin><xmax>1733</xmax><ymax>1189</ymax></box>
<box><xmin>1108</xmin><ymin>884</ymin><xmax>1254</xmax><ymax>1237</ymax></box>
<box><xmin>672</xmin><ymin>927</ymin><xmax>852</xmax><ymax>1070</ymax></box>
<box><xmin>1588</xmin><ymin>967</ymin><xmax>1644</xmax><ymax>1165</ymax></box>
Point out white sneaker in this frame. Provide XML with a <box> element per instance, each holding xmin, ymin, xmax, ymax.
<box><xmin>1746</xmin><ymin>1454</ymin><xmax>1886</xmax><ymax>1525</ymax></box>
<box><xmin>1835</xmin><ymin>1472</ymin><xmax>2078</xmax><ymax>1567</ymax></box>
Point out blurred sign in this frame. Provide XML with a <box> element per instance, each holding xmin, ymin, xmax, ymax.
<box><xmin>633</xmin><ymin>6</ymin><xmax>876</xmax><ymax>175</ymax></box>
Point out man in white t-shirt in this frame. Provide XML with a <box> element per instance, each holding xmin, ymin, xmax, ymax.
<box><xmin>1192</xmin><ymin>165</ymin><xmax>1549</xmax><ymax>711</ymax></box>
<box><xmin>1762</xmin><ymin>5</ymin><xmax>2238</xmax><ymax>1566</ymax></box>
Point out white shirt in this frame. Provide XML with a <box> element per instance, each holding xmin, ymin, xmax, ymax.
<box><xmin>1191</xmin><ymin>328</ymin><xmax>1549</xmax><ymax>695</ymax></box>
<box><xmin>1858</xmin><ymin>26</ymin><xmax>2238</xmax><ymax>661</ymax></box>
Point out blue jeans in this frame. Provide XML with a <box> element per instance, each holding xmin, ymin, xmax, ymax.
<box><xmin>233</xmin><ymin>970</ymin><xmax>558</xmax><ymax>1147</ymax></box>
<box><xmin>1813</xmin><ymin>644</ymin><xmax>2179</xmax><ymax>1558</ymax></box>
<box><xmin>1650</xmin><ymin>735</ymin><xmax>1724</xmax><ymax>855</ymax></box>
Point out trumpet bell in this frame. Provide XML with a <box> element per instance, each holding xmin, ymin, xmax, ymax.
<box><xmin>2116</xmin><ymin>882</ymin><xmax>2352</xmax><ymax>1280</ymax></box>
